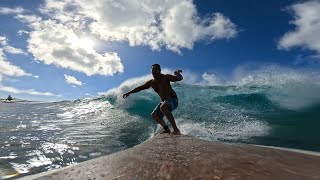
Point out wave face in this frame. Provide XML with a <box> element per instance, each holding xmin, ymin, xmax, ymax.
<box><xmin>106</xmin><ymin>83</ymin><xmax>320</xmax><ymax>148</ymax></box>
<box><xmin>103</xmin><ymin>66</ymin><xmax>320</xmax><ymax>150</ymax></box>
<box><xmin>1</xmin><ymin>67</ymin><xmax>320</xmax><ymax>178</ymax></box>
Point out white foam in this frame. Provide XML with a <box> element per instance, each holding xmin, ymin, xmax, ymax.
<box><xmin>57</xmin><ymin>99</ymin><xmax>112</xmax><ymax>119</ymax></box>
<box><xmin>178</xmin><ymin>118</ymin><xmax>270</xmax><ymax>142</ymax></box>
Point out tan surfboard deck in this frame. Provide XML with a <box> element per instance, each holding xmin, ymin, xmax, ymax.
<box><xmin>19</xmin><ymin>134</ymin><xmax>320</xmax><ymax>179</ymax></box>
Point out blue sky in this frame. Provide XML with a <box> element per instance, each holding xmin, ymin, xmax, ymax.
<box><xmin>0</xmin><ymin>0</ymin><xmax>320</xmax><ymax>101</ymax></box>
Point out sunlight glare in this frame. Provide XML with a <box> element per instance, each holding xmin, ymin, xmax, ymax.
<box><xmin>69</xmin><ymin>35</ymin><xmax>95</xmax><ymax>50</ymax></box>
<box><xmin>78</xmin><ymin>37</ymin><xmax>94</xmax><ymax>50</ymax></box>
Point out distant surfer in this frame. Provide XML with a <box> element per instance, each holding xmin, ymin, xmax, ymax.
<box><xmin>5</xmin><ymin>95</ymin><xmax>13</xmax><ymax>101</ymax></box>
<box><xmin>123</xmin><ymin>64</ymin><xmax>183</xmax><ymax>135</ymax></box>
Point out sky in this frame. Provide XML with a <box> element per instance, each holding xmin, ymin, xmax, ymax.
<box><xmin>0</xmin><ymin>0</ymin><xmax>320</xmax><ymax>101</ymax></box>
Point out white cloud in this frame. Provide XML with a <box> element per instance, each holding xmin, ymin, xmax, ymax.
<box><xmin>3</xmin><ymin>0</ymin><xmax>237</xmax><ymax>77</ymax></box>
<box><xmin>0</xmin><ymin>85</ymin><xmax>61</xmax><ymax>97</ymax></box>
<box><xmin>0</xmin><ymin>36</ymin><xmax>30</xmax><ymax>81</ymax></box>
<box><xmin>2</xmin><ymin>4</ymin><xmax>124</xmax><ymax>77</ymax></box>
<box><xmin>17</xmin><ymin>29</ymin><xmax>29</xmax><ymax>35</ymax></box>
<box><xmin>0</xmin><ymin>35</ymin><xmax>27</xmax><ymax>55</ymax></box>
<box><xmin>0</xmin><ymin>49</ymin><xmax>31</xmax><ymax>82</ymax></box>
<box><xmin>64</xmin><ymin>74</ymin><xmax>83</xmax><ymax>86</ymax></box>
<box><xmin>7</xmin><ymin>7</ymin><xmax>115</xmax><ymax>77</ymax></box>
<box><xmin>21</xmin><ymin>16</ymin><xmax>124</xmax><ymax>76</ymax></box>
<box><xmin>14</xmin><ymin>14</ymin><xmax>42</xmax><ymax>24</ymax></box>
<box><xmin>33</xmin><ymin>75</ymin><xmax>39</xmax><ymax>79</ymax></box>
<box><xmin>3</xmin><ymin>46</ymin><xmax>27</xmax><ymax>55</ymax></box>
<box><xmin>38</xmin><ymin>0</ymin><xmax>237</xmax><ymax>53</ymax></box>
<box><xmin>278</xmin><ymin>0</ymin><xmax>320</xmax><ymax>54</ymax></box>
<box><xmin>0</xmin><ymin>7</ymin><xmax>26</xmax><ymax>14</ymax></box>
<box><xmin>0</xmin><ymin>36</ymin><xmax>7</xmax><ymax>45</ymax></box>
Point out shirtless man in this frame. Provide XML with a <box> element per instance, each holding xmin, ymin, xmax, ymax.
<box><xmin>123</xmin><ymin>64</ymin><xmax>183</xmax><ymax>135</ymax></box>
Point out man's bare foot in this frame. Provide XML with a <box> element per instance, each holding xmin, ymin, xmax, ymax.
<box><xmin>160</xmin><ymin>129</ymin><xmax>171</xmax><ymax>134</ymax></box>
<box><xmin>171</xmin><ymin>130</ymin><xmax>181</xmax><ymax>135</ymax></box>
<box><xmin>160</xmin><ymin>125</ymin><xmax>170</xmax><ymax>134</ymax></box>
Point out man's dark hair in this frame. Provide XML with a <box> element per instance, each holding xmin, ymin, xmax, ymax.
<box><xmin>152</xmin><ymin>64</ymin><xmax>161</xmax><ymax>70</ymax></box>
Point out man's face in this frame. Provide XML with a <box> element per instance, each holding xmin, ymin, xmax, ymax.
<box><xmin>151</xmin><ymin>66</ymin><xmax>161</xmax><ymax>78</ymax></box>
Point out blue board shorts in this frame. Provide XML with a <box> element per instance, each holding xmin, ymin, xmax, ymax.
<box><xmin>152</xmin><ymin>97</ymin><xmax>178</xmax><ymax>119</ymax></box>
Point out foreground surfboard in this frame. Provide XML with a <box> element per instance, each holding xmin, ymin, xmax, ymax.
<box><xmin>20</xmin><ymin>134</ymin><xmax>320</xmax><ymax>179</ymax></box>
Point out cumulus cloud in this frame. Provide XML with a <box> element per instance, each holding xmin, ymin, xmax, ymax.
<box><xmin>0</xmin><ymin>37</ymin><xmax>31</xmax><ymax>82</ymax></box>
<box><xmin>17</xmin><ymin>29</ymin><xmax>29</xmax><ymax>35</ymax></box>
<box><xmin>0</xmin><ymin>85</ymin><xmax>60</xmax><ymax>97</ymax></box>
<box><xmin>13</xmin><ymin>12</ymin><xmax>124</xmax><ymax>76</ymax></box>
<box><xmin>3</xmin><ymin>46</ymin><xmax>27</xmax><ymax>55</ymax></box>
<box><xmin>67</xmin><ymin>0</ymin><xmax>237</xmax><ymax>53</ymax></box>
<box><xmin>0</xmin><ymin>53</ymin><xmax>31</xmax><ymax>77</ymax></box>
<box><xmin>278</xmin><ymin>0</ymin><xmax>320</xmax><ymax>54</ymax></box>
<box><xmin>37</xmin><ymin>0</ymin><xmax>237</xmax><ymax>52</ymax></box>
<box><xmin>64</xmin><ymin>74</ymin><xmax>83</xmax><ymax>86</ymax></box>
<box><xmin>0</xmin><ymin>5</ymin><xmax>123</xmax><ymax>77</ymax></box>
<box><xmin>0</xmin><ymin>36</ymin><xmax>56</xmax><ymax>98</ymax></box>
<box><xmin>3</xmin><ymin>0</ymin><xmax>237</xmax><ymax>77</ymax></box>
<box><xmin>27</xmin><ymin>20</ymin><xmax>124</xmax><ymax>76</ymax></box>
<box><xmin>0</xmin><ymin>36</ymin><xmax>6</xmax><ymax>45</ymax></box>
<box><xmin>0</xmin><ymin>35</ymin><xmax>27</xmax><ymax>55</ymax></box>
<box><xmin>0</xmin><ymin>7</ymin><xmax>26</xmax><ymax>14</ymax></box>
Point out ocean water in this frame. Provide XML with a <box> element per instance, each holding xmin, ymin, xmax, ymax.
<box><xmin>1</xmin><ymin>67</ymin><xmax>320</xmax><ymax>179</ymax></box>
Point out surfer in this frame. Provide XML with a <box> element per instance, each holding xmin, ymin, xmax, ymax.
<box><xmin>5</xmin><ymin>95</ymin><xmax>13</xmax><ymax>102</ymax></box>
<box><xmin>123</xmin><ymin>64</ymin><xmax>183</xmax><ymax>135</ymax></box>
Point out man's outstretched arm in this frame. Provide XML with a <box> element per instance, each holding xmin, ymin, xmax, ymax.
<box><xmin>123</xmin><ymin>80</ymin><xmax>152</xmax><ymax>99</ymax></box>
<box><xmin>168</xmin><ymin>70</ymin><xmax>183</xmax><ymax>82</ymax></box>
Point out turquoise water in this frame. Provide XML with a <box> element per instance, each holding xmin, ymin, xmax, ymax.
<box><xmin>1</xmin><ymin>68</ymin><xmax>320</xmax><ymax>179</ymax></box>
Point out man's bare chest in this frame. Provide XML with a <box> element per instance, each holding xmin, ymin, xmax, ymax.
<box><xmin>151</xmin><ymin>78</ymin><xmax>170</xmax><ymax>92</ymax></box>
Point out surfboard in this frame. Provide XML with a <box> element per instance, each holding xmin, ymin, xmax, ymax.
<box><xmin>19</xmin><ymin>134</ymin><xmax>320</xmax><ymax>179</ymax></box>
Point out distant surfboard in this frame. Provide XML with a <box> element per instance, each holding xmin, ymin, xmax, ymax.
<box><xmin>2</xmin><ymin>101</ymin><xmax>14</xmax><ymax>103</ymax></box>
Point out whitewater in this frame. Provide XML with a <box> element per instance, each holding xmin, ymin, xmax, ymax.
<box><xmin>1</xmin><ymin>66</ymin><xmax>320</xmax><ymax>179</ymax></box>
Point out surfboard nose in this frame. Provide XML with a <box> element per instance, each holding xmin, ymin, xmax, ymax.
<box><xmin>19</xmin><ymin>134</ymin><xmax>320</xmax><ymax>180</ymax></box>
